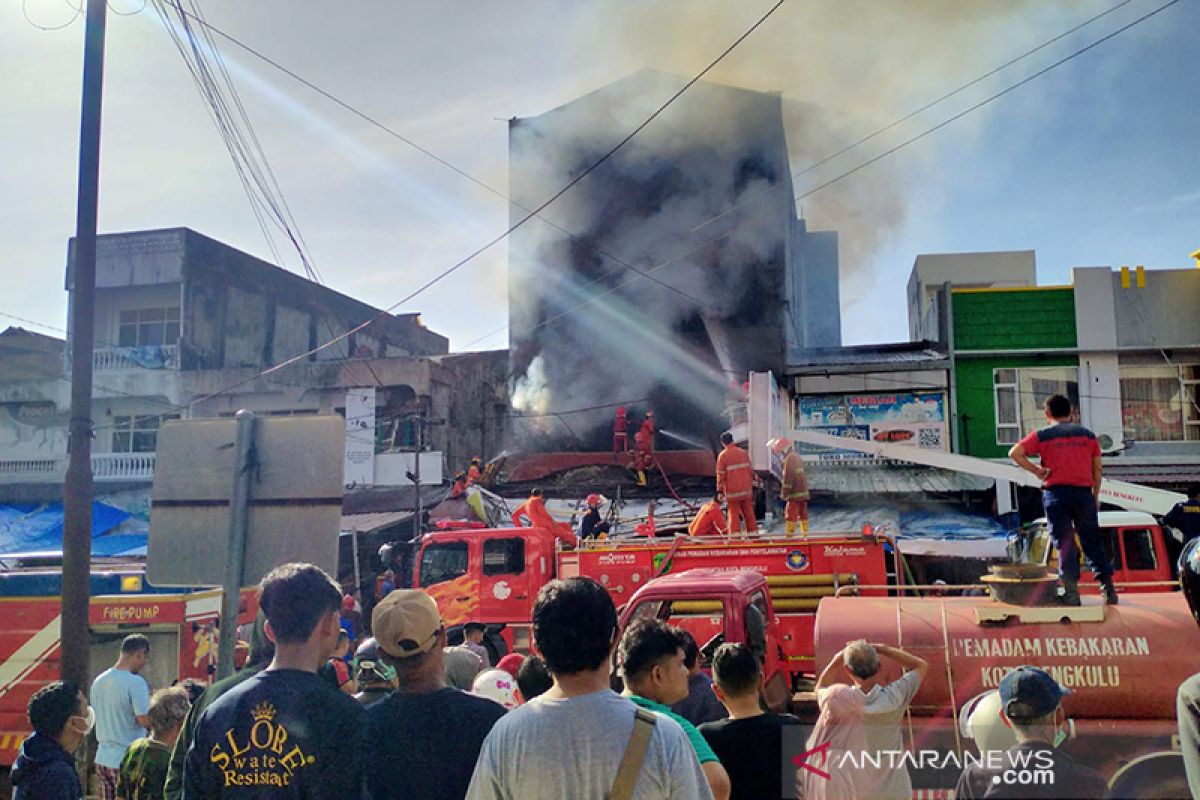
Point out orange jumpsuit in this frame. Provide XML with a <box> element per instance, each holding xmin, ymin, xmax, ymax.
<box><xmin>634</xmin><ymin>418</ymin><xmax>655</xmax><ymax>470</ymax></box>
<box><xmin>781</xmin><ymin>451</ymin><xmax>810</xmax><ymax>533</ymax></box>
<box><xmin>466</xmin><ymin>463</ymin><xmax>482</xmax><ymax>486</ymax></box>
<box><xmin>688</xmin><ymin>500</ymin><xmax>727</xmax><ymax>537</ymax></box>
<box><xmin>613</xmin><ymin>408</ymin><xmax>629</xmax><ymax>454</ymax></box>
<box><xmin>511</xmin><ymin>496</ymin><xmax>578</xmax><ymax>547</ymax></box>
<box><xmin>450</xmin><ymin>477</ymin><xmax>467</xmax><ymax>498</ymax></box>
<box><xmin>716</xmin><ymin>442</ymin><xmax>756</xmax><ymax>533</ymax></box>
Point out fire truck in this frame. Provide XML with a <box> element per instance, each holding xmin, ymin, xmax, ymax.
<box><xmin>0</xmin><ymin>564</ymin><xmax>256</xmax><ymax>768</ymax></box>
<box><xmin>412</xmin><ymin>523</ymin><xmax>891</xmax><ymax>683</ymax></box>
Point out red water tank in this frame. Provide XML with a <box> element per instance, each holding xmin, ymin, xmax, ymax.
<box><xmin>813</xmin><ymin>593</ymin><xmax>1200</xmax><ymax>719</ymax></box>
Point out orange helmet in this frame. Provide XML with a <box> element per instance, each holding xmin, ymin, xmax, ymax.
<box><xmin>586</xmin><ymin>493</ymin><xmax>603</xmax><ymax>507</ymax></box>
<box><xmin>767</xmin><ymin>437</ymin><xmax>791</xmax><ymax>455</ymax></box>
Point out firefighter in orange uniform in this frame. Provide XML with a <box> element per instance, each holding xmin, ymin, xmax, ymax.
<box><xmin>450</xmin><ymin>471</ymin><xmax>467</xmax><ymax>498</ymax></box>
<box><xmin>717</xmin><ymin>432</ymin><xmax>756</xmax><ymax>533</ymax></box>
<box><xmin>613</xmin><ymin>407</ymin><xmax>629</xmax><ymax>455</ymax></box>
<box><xmin>688</xmin><ymin>495</ymin><xmax>727</xmax><ymax>537</ymax></box>
<box><xmin>466</xmin><ymin>457</ymin><xmax>482</xmax><ymax>486</ymax></box>
<box><xmin>633</xmin><ymin>411</ymin><xmax>655</xmax><ymax>486</ymax></box>
<box><xmin>511</xmin><ymin>488</ymin><xmax>578</xmax><ymax>548</ymax></box>
<box><xmin>770</xmin><ymin>437</ymin><xmax>810</xmax><ymax>535</ymax></box>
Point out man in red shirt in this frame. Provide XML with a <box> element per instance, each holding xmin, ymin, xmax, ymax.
<box><xmin>1009</xmin><ymin>394</ymin><xmax>1116</xmax><ymax>605</ymax></box>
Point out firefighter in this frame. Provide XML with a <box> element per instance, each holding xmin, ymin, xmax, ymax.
<box><xmin>633</xmin><ymin>410</ymin><xmax>655</xmax><ymax>486</ymax></box>
<box><xmin>770</xmin><ymin>437</ymin><xmax>810</xmax><ymax>535</ymax></box>
<box><xmin>688</xmin><ymin>495</ymin><xmax>727</xmax><ymax>537</ymax></box>
<box><xmin>466</xmin><ymin>457</ymin><xmax>483</xmax><ymax>486</ymax></box>
<box><xmin>511</xmin><ymin>488</ymin><xmax>578</xmax><ymax>548</ymax></box>
<box><xmin>612</xmin><ymin>406</ymin><xmax>629</xmax><ymax>455</ymax></box>
<box><xmin>717</xmin><ymin>432</ymin><xmax>756</xmax><ymax>534</ymax></box>
<box><xmin>578</xmin><ymin>494</ymin><xmax>611</xmax><ymax>540</ymax></box>
<box><xmin>450</xmin><ymin>471</ymin><xmax>467</xmax><ymax>498</ymax></box>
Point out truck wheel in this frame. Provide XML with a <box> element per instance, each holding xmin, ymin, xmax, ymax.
<box><xmin>1107</xmin><ymin>753</ymin><xmax>1190</xmax><ymax>799</ymax></box>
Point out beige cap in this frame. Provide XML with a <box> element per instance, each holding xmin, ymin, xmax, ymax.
<box><xmin>372</xmin><ymin>590</ymin><xmax>442</xmax><ymax>658</ymax></box>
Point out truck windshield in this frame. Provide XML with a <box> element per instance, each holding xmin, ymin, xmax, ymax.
<box><xmin>419</xmin><ymin>542</ymin><xmax>469</xmax><ymax>586</ymax></box>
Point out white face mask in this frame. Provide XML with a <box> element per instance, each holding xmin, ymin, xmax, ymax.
<box><xmin>72</xmin><ymin>706</ymin><xmax>96</xmax><ymax>736</ymax></box>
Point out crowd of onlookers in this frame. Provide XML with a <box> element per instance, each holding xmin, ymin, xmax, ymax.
<box><xmin>13</xmin><ymin>560</ymin><xmax>1125</xmax><ymax>800</ymax></box>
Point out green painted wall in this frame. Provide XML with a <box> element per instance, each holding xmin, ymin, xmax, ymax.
<box><xmin>952</xmin><ymin>289</ymin><xmax>1077</xmax><ymax>351</ymax></box>
<box><xmin>956</xmin><ymin>355</ymin><xmax>1078</xmax><ymax>457</ymax></box>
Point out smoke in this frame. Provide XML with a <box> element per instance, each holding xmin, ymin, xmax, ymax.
<box><xmin>507</xmin><ymin>1</ymin><xmax>1080</xmax><ymax>449</ymax></box>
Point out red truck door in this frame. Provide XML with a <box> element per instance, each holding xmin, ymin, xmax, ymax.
<box><xmin>1084</xmin><ymin>524</ymin><xmax>1172</xmax><ymax>592</ymax></box>
<box><xmin>477</xmin><ymin>532</ymin><xmax>546</xmax><ymax>625</ymax></box>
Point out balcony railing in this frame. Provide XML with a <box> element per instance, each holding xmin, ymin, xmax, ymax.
<box><xmin>93</xmin><ymin>345</ymin><xmax>179</xmax><ymax>371</ymax></box>
<box><xmin>91</xmin><ymin>452</ymin><xmax>156</xmax><ymax>481</ymax></box>
<box><xmin>0</xmin><ymin>453</ymin><xmax>156</xmax><ymax>483</ymax></box>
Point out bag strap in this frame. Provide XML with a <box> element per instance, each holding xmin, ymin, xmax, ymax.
<box><xmin>609</xmin><ymin>708</ymin><xmax>657</xmax><ymax>800</ymax></box>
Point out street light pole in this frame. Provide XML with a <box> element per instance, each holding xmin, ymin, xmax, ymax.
<box><xmin>61</xmin><ymin>0</ymin><xmax>108</xmax><ymax>688</ymax></box>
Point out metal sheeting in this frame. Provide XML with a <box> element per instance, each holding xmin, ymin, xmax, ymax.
<box><xmin>807</xmin><ymin>463</ymin><xmax>994</xmax><ymax>494</ymax></box>
<box><xmin>339</xmin><ymin>511</ymin><xmax>412</xmax><ymax>536</ymax></box>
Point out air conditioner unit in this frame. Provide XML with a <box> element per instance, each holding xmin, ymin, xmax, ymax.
<box><xmin>1096</xmin><ymin>430</ymin><xmax>1125</xmax><ymax>454</ymax></box>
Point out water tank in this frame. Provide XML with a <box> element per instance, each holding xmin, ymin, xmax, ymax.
<box><xmin>813</xmin><ymin>594</ymin><xmax>1199</xmax><ymax>719</ymax></box>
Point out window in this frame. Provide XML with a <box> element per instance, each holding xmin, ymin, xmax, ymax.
<box><xmin>1120</xmin><ymin>365</ymin><xmax>1200</xmax><ymax>442</ymax></box>
<box><xmin>111</xmin><ymin>414</ymin><xmax>178</xmax><ymax>453</ymax></box>
<box><xmin>1122</xmin><ymin>529</ymin><xmax>1158</xmax><ymax>571</ymax></box>
<box><xmin>1098</xmin><ymin>528</ymin><xmax>1123</xmax><ymax>572</ymax></box>
<box><xmin>994</xmin><ymin>369</ymin><xmax>1019</xmax><ymax>445</ymax></box>
<box><xmin>418</xmin><ymin>542</ymin><xmax>468</xmax><ymax>586</ymax></box>
<box><xmin>993</xmin><ymin>367</ymin><xmax>1079</xmax><ymax>446</ymax></box>
<box><xmin>118</xmin><ymin>307</ymin><xmax>180</xmax><ymax>347</ymax></box>
<box><xmin>482</xmin><ymin>538</ymin><xmax>525</xmax><ymax>576</ymax></box>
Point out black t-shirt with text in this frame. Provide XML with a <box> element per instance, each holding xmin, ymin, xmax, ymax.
<box><xmin>699</xmin><ymin>712</ymin><xmax>803</xmax><ymax>800</ymax></box>
<box><xmin>182</xmin><ymin>669</ymin><xmax>364</xmax><ymax>799</ymax></box>
<box><xmin>365</xmin><ymin>687</ymin><xmax>506</xmax><ymax>800</ymax></box>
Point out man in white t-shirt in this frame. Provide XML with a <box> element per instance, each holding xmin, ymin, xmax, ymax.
<box><xmin>90</xmin><ymin>634</ymin><xmax>152</xmax><ymax>800</ymax></box>
<box><xmin>467</xmin><ymin>578</ymin><xmax>710</xmax><ymax>800</ymax></box>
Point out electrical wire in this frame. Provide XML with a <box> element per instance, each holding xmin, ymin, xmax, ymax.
<box><xmin>170</xmin><ymin>0</ymin><xmax>789</xmax><ymax>412</ymax></box>
<box><xmin>22</xmin><ymin>0</ymin><xmax>81</xmax><ymax>30</ymax></box>
<box><xmin>462</xmin><ymin>0</ymin><xmax>1182</xmax><ymax>350</ymax></box>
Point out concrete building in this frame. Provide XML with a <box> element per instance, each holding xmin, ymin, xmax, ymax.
<box><xmin>908</xmin><ymin>251</ymin><xmax>1036</xmax><ymax>341</ymax></box>
<box><xmin>938</xmin><ymin>260</ymin><xmax>1200</xmax><ymax>488</ymax></box>
<box><xmin>0</xmin><ymin>228</ymin><xmax>509</xmax><ymax>504</ymax></box>
<box><xmin>507</xmin><ymin>70</ymin><xmax>840</xmax><ymax>448</ymax></box>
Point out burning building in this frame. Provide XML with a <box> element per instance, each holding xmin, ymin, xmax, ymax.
<box><xmin>508</xmin><ymin>70</ymin><xmax>840</xmax><ymax>449</ymax></box>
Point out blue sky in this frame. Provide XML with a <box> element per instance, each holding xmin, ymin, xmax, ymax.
<box><xmin>2</xmin><ymin>0</ymin><xmax>1195</xmax><ymax>351</ymax></box>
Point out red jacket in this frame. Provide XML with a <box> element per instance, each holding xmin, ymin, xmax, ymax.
<box><xmin>717</xmin><ymin>443</ymin><xmax>753</xmax><ymax>501</ymax></box>
<box><xmin>512</xmin><ymin>497</ymin><xmax>578</xmax><ymax>547</ymax></box>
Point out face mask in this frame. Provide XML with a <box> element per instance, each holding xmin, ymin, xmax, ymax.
<box><xmin>72</xmin><ymin>706</ymin><xmax>96</xmax><ymax>736</ymax></box>
<box><xmin>1051</xmin><ymin>712</ymin><xmax>1073</xmax><ymax>748</ymax></box>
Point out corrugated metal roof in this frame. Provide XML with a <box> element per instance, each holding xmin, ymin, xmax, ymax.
<box><xmin>788</xmin><ymin>342</ymin><xmax>948</xmax><ymax>372</ymax></box>
<box><xmin>808</xmin><ymin>463</ymin><xmax>993</xmax><ymax>494</ymax></box>
<box><xmin>339</xmin><ymin>511</ymin><xmax>412</xmax><ymax>535</ymax></box>
<box><xmin>1100</xmin><ymin>462</ymin><xmax>1200</xmax><ymax>485</ymax></box>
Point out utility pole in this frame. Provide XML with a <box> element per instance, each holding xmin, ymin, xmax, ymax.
<box><xmin>61</xmin><ymin>0</ymin><xmax>108</xmax><ymax>688</ymax></box>
<box><xmin>216</xmin><ymin>411</ymin><xmax>255</xmax><ymax>681</ymax></box>
<box><xmin>413</xmin><ymin>412</ymin><xmax>423</xmax><ymax>541</ymax></box>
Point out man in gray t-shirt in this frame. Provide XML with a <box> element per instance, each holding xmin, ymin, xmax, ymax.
<box><xmin>466</xmin><ymin>578</ymin><xmax>710</xmax><ymax>800</ymax></box>
<box><xmin>91</xmin><ymin>634</ymin><xmax>151</xmax><ymax>800</ymax></box>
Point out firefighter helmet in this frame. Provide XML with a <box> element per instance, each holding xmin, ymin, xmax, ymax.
<box><xmin>586</xmin><ymin>493</ymin><xmax>602</xmax><ymax>508</ymax></box>
<box><xmin>767</xmin><ymin>437</ymin><xmax>791</xmax><ymax>455</ymax></box>
<box><xmin>1181</xmin><ymin>537</ymin><xmax>1200</xmax><ymax>628</ymax></box>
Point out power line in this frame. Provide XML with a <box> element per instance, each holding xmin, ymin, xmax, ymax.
<box><xmin>168</xmin><ymin>0</ymin><xmax>788</xmax><ymax>412</ymax></box>
<box><xmin>163</xmin><ymin>5</ymin><xmax>706</xmax><ymax>308</ymax></box>
<box><xmin>465</xmin><ymin>0</ymin><xmax>1181</xmax><ymax>349</ymax></box>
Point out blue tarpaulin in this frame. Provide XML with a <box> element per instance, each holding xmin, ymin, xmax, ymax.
<box><xmin>0</xmin><ymin>501</ymin><xmax>147</xmax><ymax>558</ymax></box>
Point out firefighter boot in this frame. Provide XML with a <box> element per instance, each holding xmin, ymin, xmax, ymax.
<box><xmin>785</xmin><ymin>520</ymin><xmax>796</xmax><ymax>535</ymax></box>
<box><xmin>1058</xmin><ymin>579</ymin><xmax>1081</xmax><ymax>607</ymax></box>
<box><xmin>1100</xmin><ymin>576</ymin><xmax>1119</xmax><ymax>605</ymax></box>
<box><xmin>800</xmin><ymin>519</ymin><xmax>809</xmax><ymax>534</ymax></box>
<box><xmin>636</xmin><ymin>470</ymin><xmax>646</xmax><ymax>487</ymax></box>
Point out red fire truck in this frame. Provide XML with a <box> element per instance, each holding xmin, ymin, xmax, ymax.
<box><xmin>0</xmin><ymin>564</ymin><xmax>255</xmax><ymax>768</ymax></box>
<box><xmin>412</xmin><ymin>525</ymin><xmax>891</xmax><ymax>683</ymax></box>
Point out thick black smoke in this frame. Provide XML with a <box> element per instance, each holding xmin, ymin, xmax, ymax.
<box><xmin>507</xmin><ymin>71</ymin><xmax>799</xmax><ymax>450</ymax></box>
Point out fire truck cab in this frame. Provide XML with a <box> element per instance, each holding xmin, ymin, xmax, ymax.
<box><xmin>616</xmin><ymin>569</ymin><xmax>793</xmax><ymax>712</ymax></box>
<box><xmin>1026</xmin><ymin>510</ymin><xmax>1178</xmax><ymax>594</ymax></box>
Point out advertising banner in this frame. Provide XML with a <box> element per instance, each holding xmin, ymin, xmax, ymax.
<box><xmin>795</xmin><ymin>393</ymin><xmax>947</xmax><ymax>461</ymax></box>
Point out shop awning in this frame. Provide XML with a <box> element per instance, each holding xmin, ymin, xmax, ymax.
<box><xmin>1100</xmin><ymin>460</ymin><xmax>1200</xmax><ymax>486</ymax></box>
<box><xmin>339</xmin><ymin>511</ymin><xmax>413</xmax><ymax>536</ymax></box>
<box><xmin>809</xmin><ymin>463</ymin><xmax>994</xmax><ymax>494</ymax></box>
